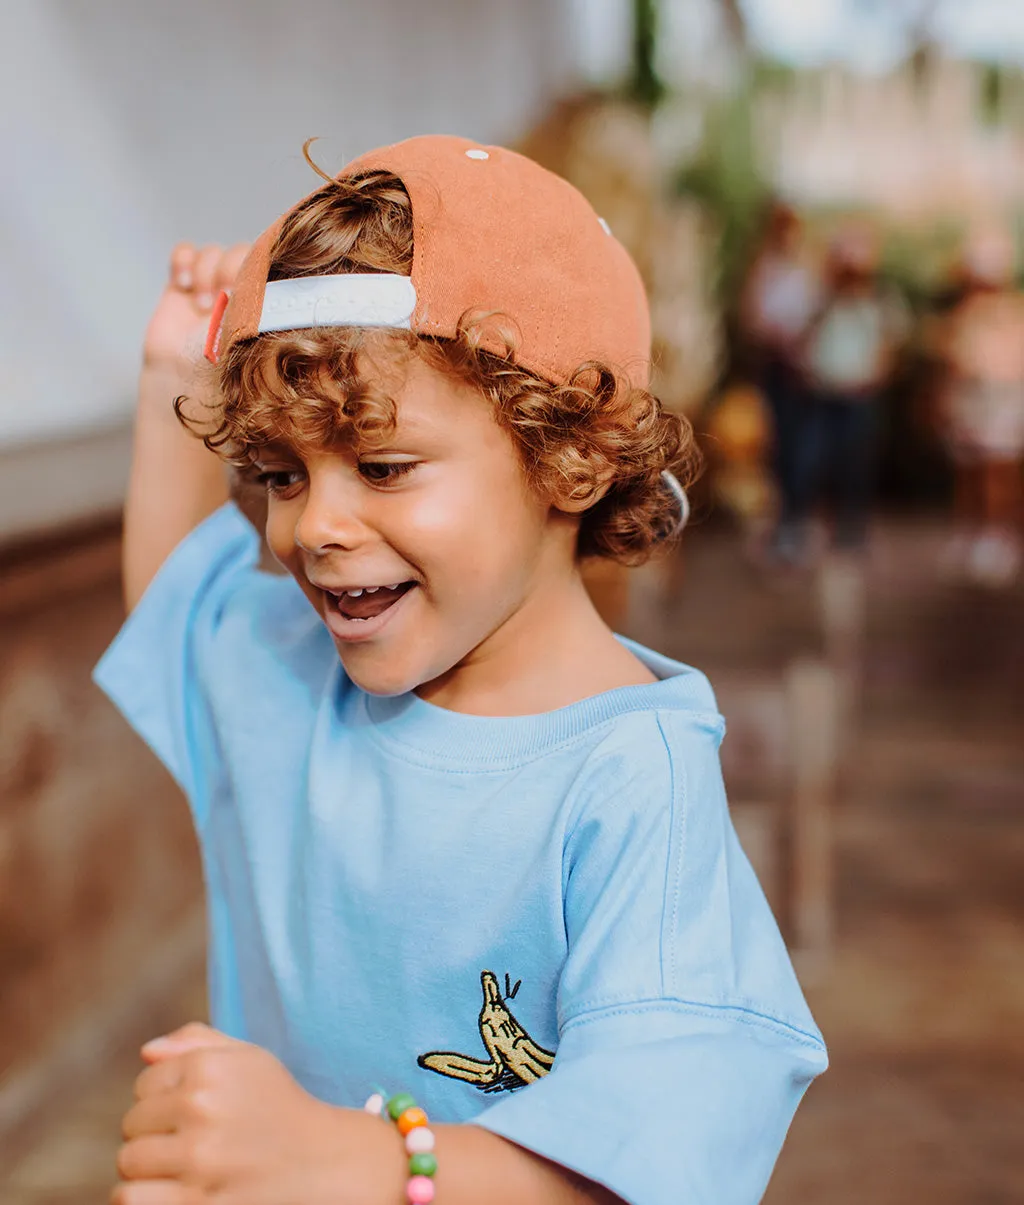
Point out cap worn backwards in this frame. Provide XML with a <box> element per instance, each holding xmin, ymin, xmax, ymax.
<box><xmin>205</xmin><ymin>134</ymin><xmax>652</xmax><ymax>391</ymax></box>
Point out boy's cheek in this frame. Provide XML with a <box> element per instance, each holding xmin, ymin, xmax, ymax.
<box><xmin>265</xmin><ymin>508</ymin><xmax>299</xmax><ymax>568</ymax></box>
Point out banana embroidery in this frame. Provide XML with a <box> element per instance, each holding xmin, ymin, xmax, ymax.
<box><xmin>418</xmin><ymin>971</ymin><xmax>556</xmax><ymax>1093</ymax></box>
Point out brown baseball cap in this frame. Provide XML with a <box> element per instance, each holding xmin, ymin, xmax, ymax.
<box><xmin>205</xmin><ymin>134</ymin><xmax>652</xmax><ymax>389</ymax></box>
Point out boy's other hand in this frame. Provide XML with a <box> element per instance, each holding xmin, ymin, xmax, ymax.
<box><xmin>126</xmin><ymin>244</ymin><xmax>247</xmax><ymax>610</ymax></box>
<box><xmin>113</xmin><ymin>1022</ymin><xmax>404</xmax><ymax>1205</ymax></box>
<box><xmin>143</xmin><ymin>242</ymin><xmax>250</xmax><ymax>371</ymax></box>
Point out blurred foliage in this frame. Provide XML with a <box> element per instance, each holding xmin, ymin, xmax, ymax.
<box><xmin>979</xmin><ymin>63</ymin><xmax>1005</xmax><ymax>125</ymax></box>
<box><xmin>627</xmin><ymin>0</ymin><xmax>666</xmax><ymax>109</ymax></box>
<box><xmin>750</xmin><ymin>57</ymin><xmax>799</xmax><ymax>94</ymax></box>
<box><xmin>667</xmin><ymin>55</ymin><xmax>1021</xmax><ymax>325</ymax></box>
<box><xmin>670</xmin><ymin>84</ymin><xmax>770</xmax><ymax>323</ymax></box>
<box><xmin>878</xmin><ymin>219</ymin><xmax>967</xmax><ymax>310</ymax></box>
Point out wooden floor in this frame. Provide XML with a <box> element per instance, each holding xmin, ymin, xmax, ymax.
<box><xmin>4</xmin><ymin>517</ymin><xmax>1023</xmax><ymax>1204</ymax></box>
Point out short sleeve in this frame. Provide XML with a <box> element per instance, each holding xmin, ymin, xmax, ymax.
<box><xmin>473</xmin><ymin>710</ymin><xmax>827</xmax><ymax>1205</ymax></box>
<box><xmin>93</xmin><ymin>504</ymin><xmax>259</xmax><ymax>819</ymax></box>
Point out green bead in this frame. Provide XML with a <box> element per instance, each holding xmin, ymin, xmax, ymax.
<box><xmin>387</xmin><ymin>1092</ymin><xmax>417</xmax><ymax>1120</ymax></box>
<box><xmin>409</xmin><ymin>1153</ymin><xmax>438</xmax><ymax>1178</ymax></box>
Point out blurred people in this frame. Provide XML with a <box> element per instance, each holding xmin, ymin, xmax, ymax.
<box><xmin>739</xmin><ymin>202</ymin><xmax>820</xmax><ymax>557</ymax></box>
<box><xmin>788</xmin><ymin>222</ymin><xmax>908</xmax><ymax>558</ymax></box>
<box><xmin>935</xmin><ymin>227</ymin><xmax>1024</xmax><ymax>587</ymax></box>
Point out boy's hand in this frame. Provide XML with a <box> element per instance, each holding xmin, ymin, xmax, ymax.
<box><xmin>125</xmin><ymin>243</ymin><xmax>248</xmax><ymax>610</ymax></box>
<box><xmin>143</xmin><ymin>243</ymin><xmax>250</xmax><ymax>371</ymax></box>
<box><xmin>113</xmin><ymin>1022</ymin><xmax>404</xmax><ymax>1205</ymax></box>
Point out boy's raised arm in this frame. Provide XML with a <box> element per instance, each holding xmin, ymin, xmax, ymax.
<box><xmin>123</xmin><ymin>242</ymin><xmax>249</xmax><ymax>611</ymax></box>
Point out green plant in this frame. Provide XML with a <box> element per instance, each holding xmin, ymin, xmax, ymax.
<box><xmin>672</xmin><ymin>84</ymin><xmax>770</xmax><ymax>312</ymax></box>
<box><xmin>627</xmin><ymin>0</ymin><xmax>666</xmax><ymax>109</ymax></box>
<box><xmin>979</xmin><ymin>62</ymin><xmax>1005</xmax><ymax>125</ymax></box>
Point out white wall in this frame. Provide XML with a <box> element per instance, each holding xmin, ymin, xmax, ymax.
<box><xmin>1</xmin><ymin>0</ymin><xmax>576</xmax><ymax>453</ymax></box>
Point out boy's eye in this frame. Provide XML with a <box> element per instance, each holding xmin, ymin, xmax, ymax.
<box><xmin>358</xmin><ymin>461</ymin><xmax>417</xmax><ymax>486</ymax></box>
<box><xmin>254</xmin><ymin>467</ymin><xmax>305</xmax><ymax>497</ymax></box>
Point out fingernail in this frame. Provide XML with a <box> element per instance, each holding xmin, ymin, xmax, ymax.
<box><xmin>197</xmin><ymin>293</ymin><xmax>214</xmax><ymax>310</ymax></box>
<box><xmin>175</xmin><ymin>270</ymin><xmax>193</xmax><ymax>290</ymax></box>
<box><xmin>141</xmin><ymin>1035</ymin><xmax>175</xmax><ymax>1054</ymax></box>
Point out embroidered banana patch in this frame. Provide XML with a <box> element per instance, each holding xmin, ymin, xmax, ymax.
<box><xmin>418</xmin><ymin>971</ymin><xmax>556</xmax><ymax>1094</ymax></box>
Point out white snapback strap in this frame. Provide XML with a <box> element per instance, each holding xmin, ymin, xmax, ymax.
<box><xmin>258</xmin><ymin>274</ymin><xmax>416</xmax><ymax>333</ymax></box>
<box><xmin>660</xmin><ymin>470</ymin><xmax>690</xmax><ymax>536</ymax></box>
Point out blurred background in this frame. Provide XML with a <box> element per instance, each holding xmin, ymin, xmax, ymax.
<box><xmin>1</xmin><ymin>1</ymin><xmax>1022</xmax><ymax>1201</ymax></box>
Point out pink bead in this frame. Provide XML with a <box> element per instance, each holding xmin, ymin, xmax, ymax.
<box><xmin>407</xmin><ymin>1175</ymin><xmax>436</xmax><ymax>1203</ymax></box>
<box><xmin>405</xmin><ymin>1126</ymin><xmax>436</xmax><ymax>1154</ymax></box>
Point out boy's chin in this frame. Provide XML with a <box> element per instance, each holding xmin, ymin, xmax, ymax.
<box><xmin>332</xmin><ymin>644</ymin><xmax>435</xmax><ymax>699</ymax></box>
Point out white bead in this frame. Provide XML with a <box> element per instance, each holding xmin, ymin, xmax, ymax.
<box><xmin>465</xmin><ymin>148</ymin><xmax>489</xmax><ymax>160</ymax></box>
<box><xmin>364</xmin><ymin>1093</ymin><xmax>385</xmax><ymax>1116</ymax></box>
<box><xmin>405</xmin><ymin>1126</ymin><xmax>436</xmax><ymax>1154</ymax></box>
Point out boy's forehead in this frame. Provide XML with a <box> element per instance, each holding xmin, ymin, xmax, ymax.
<box><xmin>249</xmin><ymin>345</ymin><xmax>488</xmax><ymax>457</ymax></box>
<box><xmin>351</xmin><ymin>335</ymin><xmax>416</xmax><ymax>389</ymax></box>
<box><xmin>358</xmin><ymin>342</ymin><xmax>486</xmax><ymax>413</ymax></box>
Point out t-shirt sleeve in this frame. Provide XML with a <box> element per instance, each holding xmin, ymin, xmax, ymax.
<box><xmin>93</xmin><ymin>504</ymin><xmax>260</xmax><ymax>818</ymax></box>
<box><xmin>472</xmin><ymin>709</ymin><xmax>828</xmax><ymax>1205</ymax></box>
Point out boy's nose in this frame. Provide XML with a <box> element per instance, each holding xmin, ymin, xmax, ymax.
<box><xmin>293</xmin><ymin>485</ymin><xmax>372</xmax><ymax>555</ymax></box>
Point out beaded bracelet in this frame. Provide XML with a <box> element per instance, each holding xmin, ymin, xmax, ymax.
<box><xmin>365</xmin><ymin>1090</ymin><xmax>438</xmax><ymax>1203</ymax></box>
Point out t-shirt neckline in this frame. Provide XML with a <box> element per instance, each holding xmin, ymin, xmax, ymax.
<box><xmin>358</xmin><ymin>638</ymin><xmax>716</xmax><ymax>768</ymax></box>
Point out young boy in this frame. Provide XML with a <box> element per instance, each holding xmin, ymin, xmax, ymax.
<box><xmin>98</xmin><ymin>135</ymin><xmax>826</xmax><ymax>1205</ymax></box>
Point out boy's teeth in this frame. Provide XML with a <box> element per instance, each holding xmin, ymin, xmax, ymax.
<box><xmin>365</xmin><ymin>586</ymin><xmax>380</xmax><ymax>594</ymax></box>
<box><xmin>346</xmin><ymin>588</ymin><xmax>364</xmax><ymax>597</ymax></box>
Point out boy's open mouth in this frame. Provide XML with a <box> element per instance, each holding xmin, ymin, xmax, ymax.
<box><xmin>325</xmin><ymin>582</ymin><xmax>416</xmax><ymax>622</ymax></box>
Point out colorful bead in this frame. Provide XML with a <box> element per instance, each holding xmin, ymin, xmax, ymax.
<box><xmin>387</xmin><ymin>1093</ymin><xmax>417</xmax><ymax>1121</ymax></box>
<box><xmin>408</xmin><ymin>1152</ymin><xmax>438</xmax><ymax>1178</ymax></box>
<box><xmin>405</xmin><ymin>1127</ymin><xmax>436</xmax><ymax>1154</ymax></box>
<box><xmin>379</xmin><ymin>1089</ymin><xmax>437</xmax><ymax>1201</ymax></box>
<box><xmin>407</xmin><ymin>1175</ymin><xmax>436</xmax><ymax>1203</ymax></box>
<box><xmin>397</xmin><ymin>1106</ymin><xmax>428</xmax><ymax>1135</ymax></box>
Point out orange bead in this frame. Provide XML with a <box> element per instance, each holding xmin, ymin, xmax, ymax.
<box><xmin>397</xmin><ymin>1106</ymin><xmax>428</xmax><ymax>1135</ymax></box>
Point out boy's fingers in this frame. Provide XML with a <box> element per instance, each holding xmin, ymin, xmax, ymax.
<box><xmin>134</xmin><ymin>1057</ymin><xmax>183</xmax><ymax>1100</ymax></box>
<box><xmin>192</xmin><ymin>244</ymin><xmax>224</xmax><ymax>311</ymax></box>
<box><xmin>142</xmin><ymin>1022</ymin><xmax>239</xmax><ymax>1063</ymax></box>
<box><xmin>117</xmin><ymin>1134</ymin><xmax>185</xmax><ymax>1181</ymax></box>
<box><xmin>122</xmin><ymin>1091</ymin><xmax>180</xmax><ymax>1140</ymax></box>
<box><xmin>146</xmin><ymin>1020</ymin><xmax>221</xmax><ymax>1048</ymax></box>
<box><xmin>110</xmin><ymin>1179</ymin><xmax>191</xmax><ymax>1204</ymax></box>
<box><xmin>215</xmin><ymin>242</ymin><xmax>251</xmax><ymax>294</ymax></box>
<box><xmin>168</xmin><ymin>242</ymin><xmax>196</xmax><ymax>291</ymax></box>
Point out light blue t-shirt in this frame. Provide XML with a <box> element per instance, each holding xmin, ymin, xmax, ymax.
<box><xmin>94</xmin><ymin>504</ymin><xmax>826</xmax><ymax>1205</ymax></box>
